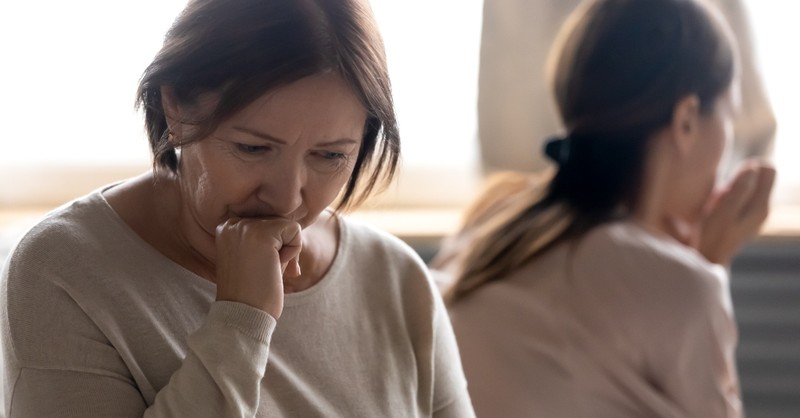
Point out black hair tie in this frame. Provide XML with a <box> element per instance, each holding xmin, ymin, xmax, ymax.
<box><xmin>543</xmin><ymin>135</ymin><xmax>571</xmax><ymax>166</ymax></box>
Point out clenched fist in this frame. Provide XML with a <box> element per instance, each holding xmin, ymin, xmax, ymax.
<box><xmin>214</xmin><ymin>217</ymin><xmax>303</xmax><ymax>318</ymax></box>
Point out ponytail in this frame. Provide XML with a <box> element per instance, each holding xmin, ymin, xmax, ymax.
<box><xmin>442</xmin><ymin>0</ymin><xmax>735</xmax><ymax>303</ymax></box>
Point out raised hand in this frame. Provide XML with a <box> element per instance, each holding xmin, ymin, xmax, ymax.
<box><xmin>695</xmin><ymin>162</ymin><xmax>776</xmax><ymax>265</ymax></box>
<box><xmin>214</xmin><ymin>217</ymin><xmax>302</xmax><ymax>319</ymax></box>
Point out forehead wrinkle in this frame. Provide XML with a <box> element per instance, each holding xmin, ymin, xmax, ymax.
<box><xmin>232</xmin><ymin>125</ymin><xmax>359</xmax><ymax>147</ymax></box>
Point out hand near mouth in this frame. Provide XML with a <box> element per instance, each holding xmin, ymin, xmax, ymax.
<box><xmin>667</xmin><ymin>161</ymin><xmax>776</xmax><ymax>266</ymax></box>
<box><xmin>214</xmin><ymin>216</ymin><xmax>303</xmax><ymax>319</ymax></box>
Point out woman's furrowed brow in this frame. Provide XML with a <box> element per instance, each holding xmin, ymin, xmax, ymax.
<box><xmin>233</xmin><ymin>125</ymin><xmax>359</xmax><ymax>147</ymax></box>
<box><xmin>233</xmin><ymin>126</ymin><xmax>287</xmax><ymax>144</ymax></box>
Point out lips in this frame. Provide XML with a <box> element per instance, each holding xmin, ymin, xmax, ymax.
<box><xmin>231</xmin><ymin>210</ymin><xmax>308</xmax><ymax>224</ymax></box>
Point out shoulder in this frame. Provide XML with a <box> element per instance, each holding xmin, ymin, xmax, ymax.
<box><xmin>7</xmin><ymin>191</ymin><xmax>113</xmax><ymax>276</ymax></box>
<box><xmin>578</xmin><ymin>221</ymin><xmax>725</xmax><ymax>281</ymax></box>
<box><xmin>575</xmin><ymin>222</ymin><xmax>728</xmax><ymax>312</ymax></box>
<box><xmin>2</xmin><ymin>188</ymin><xmax>128</xmax><ymax>320</ymax></box>
<box><xmin>338</xmin><ymin>214</ymin><xmax>428</xmax><ymax>271</ymax></box>
<box><xmin>336</xmin><ymin>214</ymin><xmax>441</xmax><ymax>305</ymax></box>
<box><xmin>1</xmin><ymin>190</ymin><xmax>124</xmax><ymax>368</ymax></box>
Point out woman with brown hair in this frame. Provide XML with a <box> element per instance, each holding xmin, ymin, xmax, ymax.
<box><xmin>434</xmin><ymin>0</ymin><xmax>774</xmax><ymax>416</ymax></box>
<box><xmin>0</xmin><ymin>0</ymin><xmax>474</xmax><ymax>416</ymax></box>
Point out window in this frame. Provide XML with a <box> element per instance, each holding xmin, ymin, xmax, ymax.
<box><xmin>0</xmin><ymin>0</ymin><xmax>796</xmax><ymax>210</ymax></box>
<box><xmin>0</xmin><ymin>1</ymin><xmax>185</xmax><ymax>167</ymax></box>
<box><xmin>746</xmin><ymin>0</ymin><xmax>800</xmax><ymax>204</ymax></box>
<box><xmin>0</xmin><ymin>0</ymin><xmax>483</xmax><ymax>208</ymax></box>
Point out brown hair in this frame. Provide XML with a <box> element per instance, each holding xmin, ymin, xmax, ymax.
<box><xmin>135</xmin><ymin>0</ymin><xmax>399</xmax><ymax>209</ymax></box>
<box><xmin>446</xmin><ymin>0</ymin><xmax>737</xmax><ymax>302</ymax></box>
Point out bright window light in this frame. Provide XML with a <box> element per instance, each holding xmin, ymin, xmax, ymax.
<box><xmin>0</xmin><ymin>0</ymin><xmax>795</xmax><ymax>205</ymax></box>
<box><xmin>0</xmin><ymin>0</ymin><xmax>188</xmax><ymax>167</ymax></box>
<box><xmin>371</xmin><ymin>0</ymin><xmax>482</xmax><ymax>169</ymax></box>
<box><xmin>745</xmin><ymin>0</ymin><xmax>800</xmax><ymax>203</ymax></box>
<box><xmin>0</xmin><ymin>0</ymin><xmax>481</xmax><ymax>170</ymax></box>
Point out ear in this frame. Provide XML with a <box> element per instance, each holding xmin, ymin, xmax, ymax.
<box><xmin>669</xmin><ymin>95</ymin><xmax>701</xmax><ymax>156</ymax></box>
<box><xmin>160</xmin><ymin>85</ymin><xmax>183</xmax><ymax>143</ymax></box>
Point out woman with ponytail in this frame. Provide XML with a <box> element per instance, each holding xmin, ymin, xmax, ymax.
<box><xmin>433</xmin><ymin>0</ymin><xmax>775</xmax><ymax>416</ymax></box>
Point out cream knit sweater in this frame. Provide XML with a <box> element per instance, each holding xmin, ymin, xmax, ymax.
<box><xmin>1</xmin><ymin>190</ymin><xmax>474</xmax><ymax>418</ymax></box>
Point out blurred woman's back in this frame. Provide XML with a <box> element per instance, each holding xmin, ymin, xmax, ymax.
<box><xmin>437</xmin><ymin>0</ymin><xmax>775</xmax><ymax>416</ymax></box>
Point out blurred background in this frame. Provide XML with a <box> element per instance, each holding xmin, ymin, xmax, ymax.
<box><xmin>0</xmin><ymin>1</ymin><xmax>798</xmax><ymax>416</ymax></box>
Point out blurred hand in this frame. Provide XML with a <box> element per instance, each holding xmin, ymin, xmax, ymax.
<box><xmin>214</xmin><ymin>217</ymin><xmax>302</xmax><ymax>319</ymax></box>
<box><xmin>675</xmin><ymin>162</ymin><xmax>776</xmax><ymax>266</ymax></box>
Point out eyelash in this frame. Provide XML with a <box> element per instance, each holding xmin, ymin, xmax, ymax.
<box><xmin>235</xmin><ymin>143</ymin><xmax>269</xmax><ymax>155</ymax></box>
<box><xmin>235</xmin><ymin>143</ymin><xmax>348</xmax><ymax>163</ymax></box>
<box><xmin>318</xmin><ymin>151</ymin><xmax>347</xmax><ymax>161</ymax></box>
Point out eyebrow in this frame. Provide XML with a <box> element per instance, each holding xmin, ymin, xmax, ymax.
<box><xmin>233</xmin><ymin>126</ymin><xmax>359</xmax><ymax>146</ymax></box>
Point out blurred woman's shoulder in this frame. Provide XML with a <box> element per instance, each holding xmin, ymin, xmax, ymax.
<box><xmin>574</xmin><ymin>221</ymin><xmax>729</xmax><ymax>316</ymax></box>
<box><xmin>579</xmin><ymin>221</ymin><xmax>720</xmax><ymax>275</ymax></box>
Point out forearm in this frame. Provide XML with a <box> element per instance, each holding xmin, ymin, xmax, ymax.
<box><xmin>8</xmin><ymin>302</ymin><xmax>275</xmax><ymax>418</ymax></box>
<box><xmin>144</xmin><ymin>301</ymin><xmax>275</xmax><ymax>417</ymax></box>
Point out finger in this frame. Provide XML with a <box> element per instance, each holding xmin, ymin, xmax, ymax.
<box><xmin>279</xmin><ymin>221</ymin><xmax>303</xmax><ymax>249</ymax></box>
<box><xmin>278</xmin><ymin>244</ymin><xmax>302</xmax><ymax>266</ymax></box>
<box><xmin>277</xmin><ymin>222</ymin><xmax>302</xmax><ymax>278</ymax></box>
<box><xmin>215</xmin><ymin>216</ymin><xmax>242</xmax><ymax>240</ymax></box>
<box><xmin>703</xmin><ymin>188</ymin><xmax>725</xmax><ymax>214</ymax></box>
<box><xmin>739</xmin><ymin>165</ymin><xmax>776</xmax><ymax>224</ymax></box>
<box><xmin>283</xmin><ymin>257</ymin><xmax>302</xmax><ymax>278</ymax></box>
<box><xmin>276</xmin><ymin>222</ymin><xmax>302</xmax><ymax>260</ymax></box>
<box><xmin>249</xmin><ymin>218</ymin><xmax>298</xmax><ymax>250</ymax></box>
<box><xmin>717</xmin><ymin>166</ymin><xmax>758</xmax><ymax>216</ymax></box>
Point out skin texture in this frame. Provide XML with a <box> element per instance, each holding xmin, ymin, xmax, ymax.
<box><xmin>636</xmin><ymin>89</ymin><xmax>775</xmax><ymax>266</ymax></box>
<box><xmin>692</xmin><ymin>162</ymin><xmax>775</xmax><ymax>264</ymax></box>
<box><xmin>105</xmin><ymin>72</ymin><xmax>368</xmax><ymax>318</ymax></box>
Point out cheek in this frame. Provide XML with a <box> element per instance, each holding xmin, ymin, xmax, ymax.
<box><xmin>304</xmin><ymin>164</ymin><xmax>355</xmax><ymax>212</ymax></box>
<box><xmin>188</xmin><ymin>172</ymin><xmax>217</xmax><ymax>209</ymax></box>
<box><xmin>180</xmin><ymin>146</ymin><xmax>252</xmax><ymax>223</ymax></box>
<box><xmin>697</xmin><ymin>118</ymin><xmax>730</xmax><ymax>176</ymax></box>
<box><xmin>179</xmin><ymin>159</ymin><xmax>220</xmax><ymax>219</ymax></box>
<box><xmin>715</xmin><ymin>122</ymin><xmax>732</xmax><ymax>164</ymax></box>
<box><xmin>311</xmin><ymin>168</ymin><xmax>353</xmax><ymax>204</ymax></box>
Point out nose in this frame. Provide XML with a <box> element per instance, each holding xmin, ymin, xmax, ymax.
<box><xmin>256</xmin><ymin>159</ymin><xmax>305</xmax><ymax>218</ymax></box>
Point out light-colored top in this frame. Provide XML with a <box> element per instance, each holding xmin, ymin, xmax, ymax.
<box><xmin>1</xmin><ymin>189</ymin><xmax>474</xmax><ymax>418</ymax></box>
<box><xmin>448</xmin><ymin>221</ymin><xmax>742</xmax><ymax>418</ymax></box>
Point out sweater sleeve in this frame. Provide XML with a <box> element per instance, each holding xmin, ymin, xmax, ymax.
<box><xmin>1</xmin><ymin>204</ymin><xmax>280</xmax><ymax>417</ymax></box>
<box><xmin>433</xmin><ymin>395</ymin><xmax>476</xmax><ymax>418</ymax></box>
<box><xmin>6</xmin><ymin>301</ymin><xmax>275</xmax><ymax>418</ymax></box>
<box><xmin>145</xmin><ymin>302</ymin><xmax>276</xmax><ymax>417</ymax></box>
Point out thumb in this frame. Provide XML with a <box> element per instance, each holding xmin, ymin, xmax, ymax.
<box><xmin>277</xmin><ymin>223</ymin><xmax>302</xmax><ymax>277</ymax></box>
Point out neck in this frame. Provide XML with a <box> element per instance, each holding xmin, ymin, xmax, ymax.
<box><xmin>153</xmin><ymin>170</ymin><xmax>219</xmax><ymax>281</ymax></box>
<box><xmin>632</xmin><ymin>134</ymin><xmax>682</xmax><ymax>240</ymax></box>
<box><xmin>284</xmin><ymin>211</ymin><xmax>338</xmax><ymax>293</ymax></box>
<box><xmin>150</xmin><ymin>171</ymin><xmax>339</xmax><ymax>291</ymax></box>
<box><xmin>633</xmin><ymin>137</ymin><xmax>707</xmax><ymax>249</ymax></box>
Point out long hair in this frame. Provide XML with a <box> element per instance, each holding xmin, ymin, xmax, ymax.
<box><xmin>135</xmin><ymin>0</ymin><xmax>399</xmax><ymax>210</ymax></box>
<box><xmin>446</xmin><ymin>0</ymin><xmax>737</xmax><ymax>302</ymax></box>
